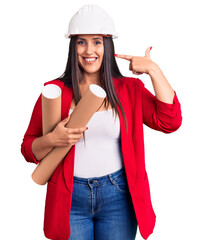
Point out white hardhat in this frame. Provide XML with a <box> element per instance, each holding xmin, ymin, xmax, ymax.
<box><xmin>65</xmin><ymin>5</ymin><xmax>118</xmax><ymax>39</ymax></box>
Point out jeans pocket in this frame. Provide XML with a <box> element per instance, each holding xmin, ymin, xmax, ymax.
<box><xmin>111</xmin><ymin>174</ymin><xmax>129</xmax><ymax>193</ymax></box>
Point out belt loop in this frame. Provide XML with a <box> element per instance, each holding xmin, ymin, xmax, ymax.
<box><xmin>108</xmin><ymin>174</ymin><xmax>116</xmax><ymax>185</ymax></box>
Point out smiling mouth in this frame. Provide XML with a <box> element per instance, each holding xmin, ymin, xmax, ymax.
<box><xmin>82</xmin><ymin>57</ymin><xmax>98</xmax><ymax>63</ymax></box>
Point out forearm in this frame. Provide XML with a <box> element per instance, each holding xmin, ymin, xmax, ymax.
<box><xmin>148</xmin><ymin>63</ymin><xmax>175</xmax><ymax>104</ymax></box>
<box><xmin>31</xmin><ymin>132</ymin><xmax>54</xmax><ymax>161</ymax></box>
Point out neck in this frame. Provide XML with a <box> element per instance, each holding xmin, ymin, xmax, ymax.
<box><xmin>81</xmin><ymin>71</ymin><xmax>101</xmax><ymax>86</ymax></box>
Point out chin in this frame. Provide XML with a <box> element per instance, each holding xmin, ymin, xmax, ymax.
<box><xmin>81</xmin><ymin>67</ymin><xmax>101</xmax><ymax>74</ymax></box>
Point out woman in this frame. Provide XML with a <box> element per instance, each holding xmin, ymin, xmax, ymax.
<box><xmin>21</xmin><ymin>5</ymin><xmax>182</xmax><ymax>240</ymax></box>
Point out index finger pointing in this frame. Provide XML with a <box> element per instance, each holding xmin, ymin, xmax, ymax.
<box><xmin>114</xmin><ymin>54</ymin><xmax>133</xmax><ymax>61</ymax></box>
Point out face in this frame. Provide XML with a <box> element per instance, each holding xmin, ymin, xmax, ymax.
<box><xmin>76</xmin><ymin>34</ymin><xmax>104</xmax><ymax>75</ymax></box>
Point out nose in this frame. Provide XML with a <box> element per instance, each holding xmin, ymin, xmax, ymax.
<box><xmin>85</xmin><ymin>43</ymin><xmax>94</xmax><ymax>55</ymax></box>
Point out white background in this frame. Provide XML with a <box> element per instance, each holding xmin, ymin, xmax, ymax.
<box><xmin>0</xmin><ymin>0</ymin><xmax>202</xmax><ymax>239</ymax></box>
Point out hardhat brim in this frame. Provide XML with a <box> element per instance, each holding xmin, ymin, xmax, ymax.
<box><xmin>64</xmin><ymin>32</ymin><xmax>119</xmax><ymax>39</ymax></box>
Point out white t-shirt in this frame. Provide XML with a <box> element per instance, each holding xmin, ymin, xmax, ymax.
<box><xmin>69</xmin><ymin>108</ymin><xmax>124</xmax><ymax>178</ymax></box>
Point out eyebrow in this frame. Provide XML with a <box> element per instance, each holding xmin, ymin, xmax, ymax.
<box><xmin>78</xmin><ymin>37</ymin><xmax>103</xmax><ymax>41</ymax></box>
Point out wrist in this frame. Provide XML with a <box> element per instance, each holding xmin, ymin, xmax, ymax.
<box><xmin>148</xmin><ymin>62</ymin><xmax>160</xmax><ymax>75</ymax></box>
<box><xmin>47</xmin><ymin>132</ymin><xmax>56</xmax><ymax>147</ymax></box>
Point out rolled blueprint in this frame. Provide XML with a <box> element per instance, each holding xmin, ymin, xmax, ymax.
<box><xmin>32</xmin><ymin>84</ymin><xmax>107</xmax><ymax>185</ymax></box>
<box><xmin>42</xmin><ymin>84</ymin><xmax>61</xmax><ymax>135</ymax></box>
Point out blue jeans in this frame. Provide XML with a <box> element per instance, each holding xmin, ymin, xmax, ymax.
<box><xmin>69</xmin><ymin>167</ymin><xmax>138</xmax><ymax>240</ymax></box>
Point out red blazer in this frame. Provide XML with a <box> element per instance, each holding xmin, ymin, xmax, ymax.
<box><xmin>21</xmin><ymin>77</ymin><xmax>182</xmax><ymax>240</ymax></box>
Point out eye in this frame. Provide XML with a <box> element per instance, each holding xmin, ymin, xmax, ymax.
<box><xmin>95</xmin><ymin>41</ymin><xmax>101</xmax><ymax>45</ymax></box>
<box><xmin>77</xmin><ymin>40</ymin><xmax>85</xmax><ymax>45</ymax></box>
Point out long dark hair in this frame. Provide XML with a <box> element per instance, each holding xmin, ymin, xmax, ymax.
<box><xmin>55</xmin><ymin>35</ymin><xmax>128</xmax><ymax>144</ymax></box>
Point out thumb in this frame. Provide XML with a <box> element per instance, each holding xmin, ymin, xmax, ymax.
<box><xmin>61</xmin><ymin>115</ymin><xmax>70</xmax><ymax>126</ymax></box>
<box><xmin>145</xmin><ymin>46</ymin><xmax>152</xmax><ymax>58</ymax></box>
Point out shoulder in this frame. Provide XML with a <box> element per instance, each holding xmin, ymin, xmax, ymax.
<box><xmin>113</xmin><ymin>76</ymin><xmax>144</xmax><ymax>89</ymax></box>
<box><xmin>44</xmin><ymin>79</ymin><xmax>65</xmax><ymax>89</ymax></box>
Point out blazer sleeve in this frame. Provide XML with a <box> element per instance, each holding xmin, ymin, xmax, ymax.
<box><xmin>139</xmin><ymin>80</ymin><xmax>182</xmax><ymax>133</ymax></box>
<box><xmin>21</xmin><ymin>94</ymin><xmax>43</xmax><ymax>164</ymax></box>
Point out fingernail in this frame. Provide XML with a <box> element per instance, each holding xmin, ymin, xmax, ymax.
<box><xmin>86</xmin><ymin>127</ymin><xmax>88</xmax><ymax>130</ymax></box>
<box><xmin>114</xmin><ymin>54</ymin><xmax>118</xmax><ymax>57</ymax></box>
<box><xmin>150</xmin><ymin>46</ymin><xmax>152</xmax><ymax>50</ymax></box>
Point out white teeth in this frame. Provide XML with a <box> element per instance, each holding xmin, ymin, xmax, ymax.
<box><xmin>84</xmin><ymin>58</ymin><xmax>97</xmax><ymax>62</ymax></box>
